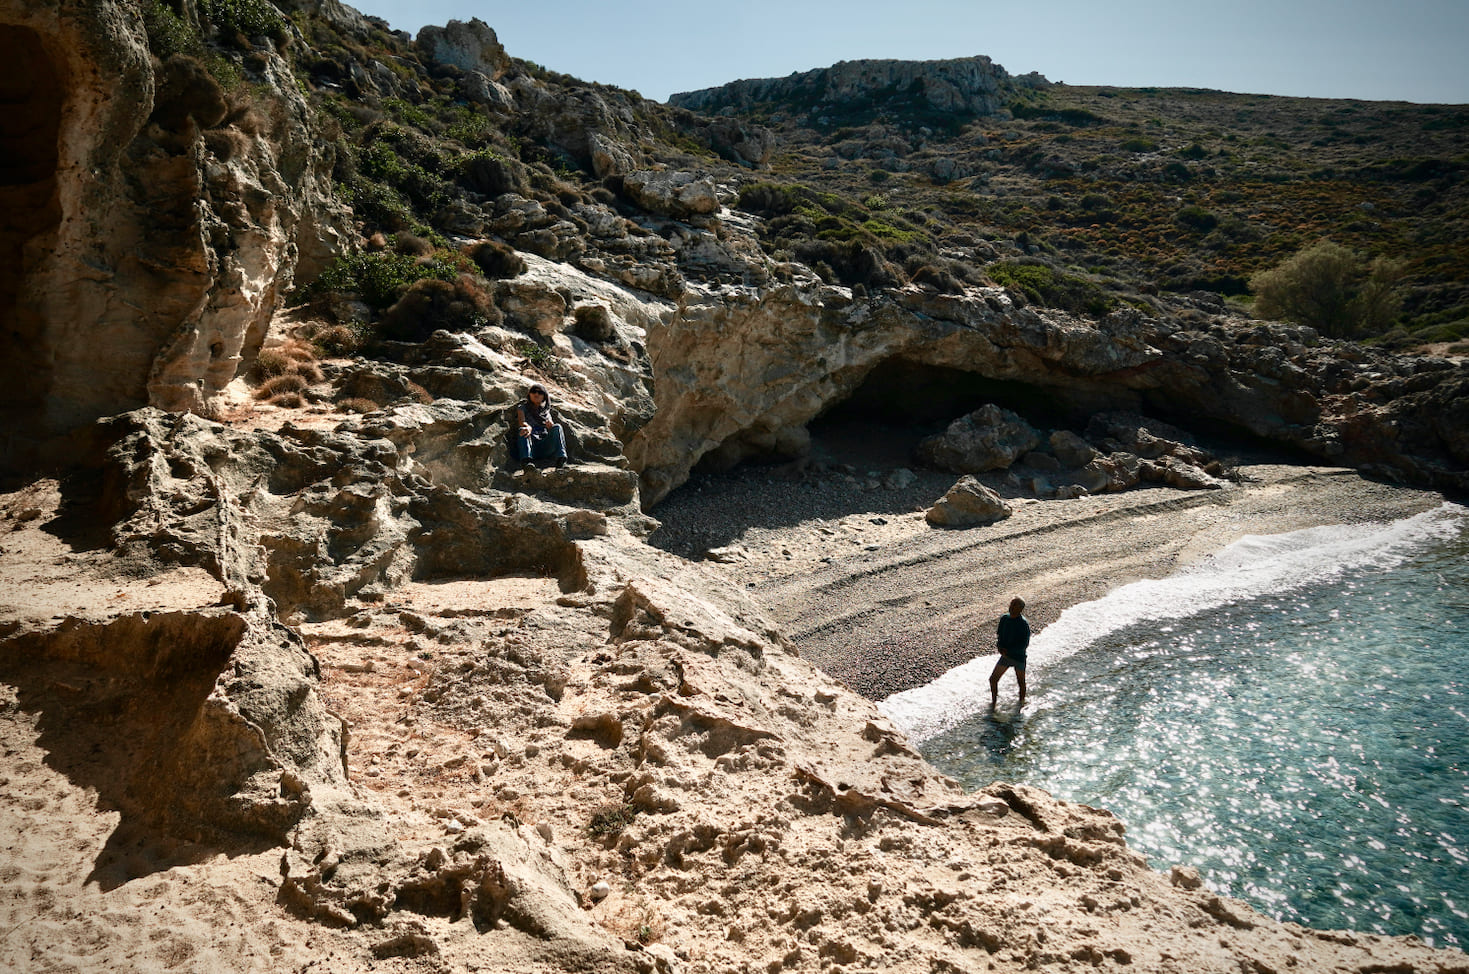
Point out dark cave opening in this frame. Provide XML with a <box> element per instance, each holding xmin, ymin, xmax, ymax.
<box><xmin>0</xmin><ymin>24</ymin><xmax>63</xmax><ymax>421</ymax></box>
<box><xmin>815</xmin><ymin>357</ymin><xmax>1315</xmax><ymax>467</ymax></box>
<box><xmin>813</xmin><ymin>358</ymin><xmax>1107</xmax><ymax>432</ymax></box>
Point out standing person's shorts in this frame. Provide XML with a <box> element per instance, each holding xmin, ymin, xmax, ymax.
<box><xmin>999</xmin><ymin>650</ymin><xmax>1026</xmax><ymax>669</ymax></box>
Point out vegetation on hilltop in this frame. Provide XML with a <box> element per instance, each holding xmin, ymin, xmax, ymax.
<box><xmin>733</xmin><ymin>82</ymin><xmax>1468</xmax><ymax>348</ymax></box>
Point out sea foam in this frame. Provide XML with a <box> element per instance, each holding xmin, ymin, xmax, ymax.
<box><xmin>879</xmin><ymin>502</ymin><xmax>1467</xmax><ymax>744</ymax></box>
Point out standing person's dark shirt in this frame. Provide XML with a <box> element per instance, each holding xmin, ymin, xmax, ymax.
<box><xmin>997</xmin><ymin>612</ymin><xmax>1031</xmax><ymax>666</ymax></box>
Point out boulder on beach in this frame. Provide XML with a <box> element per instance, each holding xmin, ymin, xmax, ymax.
<box><xmin>924</xmin><ymin>475</ymin><xmax>1014</xmax><ymax>527</ymax></box>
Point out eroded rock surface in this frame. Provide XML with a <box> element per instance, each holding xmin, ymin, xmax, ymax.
<box><xmin>1</xmin><ymin>0</ymin><xmax>350</xmax><ymax>470</ymax></box>
<box><xmin>2</xmin><ymin>2</ymin><xmax>1467</xmax><ymax>972</ymax></box>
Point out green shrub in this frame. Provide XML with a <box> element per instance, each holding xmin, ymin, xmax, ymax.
<box><xmin>792</xmin><ymin>239</ymin><xmax>901</xmax><ymax>289</ymax></box>
<box><xmin>515</xmin><ymin>338</ymin><xmax>563</xmax><ymax>374</ymax></box>
<box><xmin>141</xmin><ymin>0</ymin><xmax>203</xmax><ymax>59</ymax></box>
<box><xmin>1009</xmin><ymin>102</ymin><xmax>1106</xmax><ymax>126</ymax></box>
<box><xmin>860</xmin><ymin>219</ymin><xmax>923</xmax><ymax>243</ymax></box>
<box><xmin>1162</xmin><ymin>161</ymin><xmax>1193</xmax><ymax>182</ymax></box>
<box><xmin>466</xmin><ymin>240</ymin><xmax>527</xmax><ymax>279</ymax></box>
<box><xmin>381</xmin><ymin>97</ymin><xmax>435</xmax><ymax>132</ymax></box>
<box><xmin>457</xmin><ymin>148</ymin><xmax>526</xmax><ymax>196</ymax></box>
<box><xmin>1174</xmin><ymin>205</ymin><xmax>1219</xmax><ymax>233</ymax></box>
<box><xmin>737</xmin><ymin>181</ymin><xmax>803</xmax><ymax>216</ymax></box>
<box><xmin>910</xmin><ymin>264</ymin><xmax>966</xmax><ymax>294</ymax></box>
<box><xmin>988</xmin><ymin>260</ymin><xmax>1115</xmax><ymax>317</ymax></box>
<box><xmin>339</xmin><ymin>178</ymin><xmax>413</xmax><ymax>232</ymax></box>
<box><xmin>359</xmin><ymin>141</ymin><xmax>407</xmax><ymax>183</ymax></box>
<box><xmin>298</xmin><ymin>250</ymin><xmax>460</xmax><ymax>310</ymax></box>
<box><xmin>199</xmin><ymin>0</ymin><xmax>286</xmax><ymax>44</ymax></box>
<box><xmin>1250</xmin><ymin>240</ymin><xmax>1405</xmax><ymax>338</ymax></box>
<box><xmin>380</xmin><ymin>276</ymin><xmax>499</xmax><ymax>341</ymax></box>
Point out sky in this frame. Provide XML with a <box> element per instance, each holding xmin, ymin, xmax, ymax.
<box><xmin>344</xmin><ymin>0</ymin><xmax>1469</xmax><ymax>106</ymax></box>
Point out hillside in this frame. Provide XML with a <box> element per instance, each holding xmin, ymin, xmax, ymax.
<box><xmin>674</xmin><ymin>62</ymin><xmax>1469</xmax><ymax>349</ymax></box>
<box><xmin>1</xmin><ymin>2</ymin><xmax>1467</xmax><ymax>973</ymax></box>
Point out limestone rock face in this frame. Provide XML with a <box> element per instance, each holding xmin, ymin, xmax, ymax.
<box><xmin>671</xmin><ymin>56</ymin><xmax>1014</xmax><ymax>119</ymax></box>
<box><xmin>704</xmin><ymin>115</ymin><xmax>775</xmax><ymax>167</ymax></box>
<box><xmin>628</xmin><ymin>272</ymin><xmax>1469</xmax><ymax>502</ymax></box>
<box><xmin>621</xmin><ymin>170</ymin><xmax>720</xmax><ymax>219</ymax></box>
<box><xmin>917</xmin><ymin>404</ymin><xmax>1041</xmax><ymax>473</ymax></box>
<box><xmin>505</xmin><ymin>76</ymin><xmax>650</xmax><ymax>180</ymax></box>
<box><xmin>415</xmin><ymin>17</ymin><xmax>508</xmax><ymax>79</ymax></box>
<box><xmin>0</xmin><ymin>0</ymin><xmax>351</xmax><ymax>474</ymax></box>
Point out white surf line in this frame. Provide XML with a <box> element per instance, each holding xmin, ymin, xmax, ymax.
<box><xmin>879</xmin><ymin>502</ymin><xmax>1467</xmax><ymax>745</ymax></box>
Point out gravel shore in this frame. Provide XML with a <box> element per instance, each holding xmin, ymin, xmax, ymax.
<box><xmin>650</xmin><ymin>430</ymin><xmax>1447</xmax><ymax>700</ymax></box>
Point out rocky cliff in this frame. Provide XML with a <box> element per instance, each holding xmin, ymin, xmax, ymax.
<box><xmin>670</xmin><ymin>55</ymin><xmax>1034</xmax><ymax>122</ymax></box>
<box><xmin>1</xmin><ymin>0</ymin><xmax>350</xmax><ymax>472</ymax></box>
<box><xmin>1</xmin><ymin>1</ymin><xmax>1467</xmax><ymax>971</ymax></box>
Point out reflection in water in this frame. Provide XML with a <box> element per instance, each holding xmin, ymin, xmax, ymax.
<box><xmin>976</xmin><ymin>708</ymin><xmax>1028</xmax><ymax>760</ymax></box>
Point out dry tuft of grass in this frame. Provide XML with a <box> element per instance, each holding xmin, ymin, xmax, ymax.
<box><xmin>255</xmin><ymin>373</ymin><xmax>308</xmax><ymax>401</ymax></box>
<box><xmin>251</xmin><ymin>338</ymin><xmax>326</xmax><ymax>410</ymax></box>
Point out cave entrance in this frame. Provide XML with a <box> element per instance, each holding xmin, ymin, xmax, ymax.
<box><xmin>808</xmin><ymin>358</ymin><xmax>1107</xmax><ymax>466</ymax></box>
<box><xmin>0</xmin><ymin>24</ymin><xmax>63</xmax><ymax>437</ymax></box>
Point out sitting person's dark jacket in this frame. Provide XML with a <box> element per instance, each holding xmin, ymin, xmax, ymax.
<box><xmin>514</xmin><ymin>382</ymin><xmax>567</xmax><ymax>468</ymax></box>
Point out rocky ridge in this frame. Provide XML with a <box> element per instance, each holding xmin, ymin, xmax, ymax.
<box><xmin>669</xmin><ymin>55</ymin><xmax>1037</xmax><ymax>122</ymax></box>
<box><xmin>0</xmin><ymin>0</ymin><xmax>1467</xmax><ymax>971</ymax></box>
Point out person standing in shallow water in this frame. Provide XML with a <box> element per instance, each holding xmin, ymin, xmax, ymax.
<box><xmin>990</xmin><ymin>597</ymin><xmax>1030</xmax><ymax>707</ymax></box>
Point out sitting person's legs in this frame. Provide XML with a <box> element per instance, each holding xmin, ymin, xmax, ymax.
<box><xmin>532</xmin><ymin>424</ymin><xmax>568</xmax><ymax>465</ymax></box>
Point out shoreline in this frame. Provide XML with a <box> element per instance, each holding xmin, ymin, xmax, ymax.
<box><xmin>656</xmin><ymin>463</ymin><xmax>1448</xmax><ymax>700</ymax></box>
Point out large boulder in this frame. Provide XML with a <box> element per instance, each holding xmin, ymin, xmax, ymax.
<box><xmin>415</xmin><ymin>18</ymin><xmax>508</xmax><ymax>79</ymax></box>
<box><xmin>1050</xmin><ymin>429</ymin><xmax>1097</xmax><ymax>468</ymax></box>
<box><xmin>622</xmin><ymin>170</ymin><xmax>720</xmax><ymax>219</ymax></box>
<box><xmin>1077</xmin><ymin>452</ymin><xmax>1142</xmax><ymax>493</ymax></box>
<box><xmin>705</xmin><ymin>116</ymin><xmax>775</xmax><ymax>168</ymax></box>
<box><xmin>917</xmin><ymin>405</ymin><xmax>1040</xmax><ymax>473</ymax></box>
<box><xmin>925</xmin><ymin>476</ymin><xmax>1014</xmax><ymax>527</ymax></box>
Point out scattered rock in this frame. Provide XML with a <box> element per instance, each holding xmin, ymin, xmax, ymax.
<box><xmin>1170</xmin><ymin>865</ymin><xmax>1204</xmax><ymax>890</ymax></box>
<box><xmin>924</xmin><ymin>476</ymin><xmax>1014</xmax><ymax>527</ymax></box>
<box><xmin>622</xmin><ymin>170</ymin><xmax>720</xmax><ymax>219</ymax></box>
<box><xmin>1050</xmin><ymin>430</ymin><xmax>1097</xmax><ymax>468</ymax></box>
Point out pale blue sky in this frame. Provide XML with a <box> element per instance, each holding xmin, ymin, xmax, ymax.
<box><xmin>346</xmin><ymin>0</ymin><xmax>1469</xmax><ymax>105</ymax></box>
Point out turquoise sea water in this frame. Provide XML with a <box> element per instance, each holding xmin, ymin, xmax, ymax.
<box><xmin>881</xmin><ymin>503</ymin><xmax>1469</xmax><ymax>949</ymax></box>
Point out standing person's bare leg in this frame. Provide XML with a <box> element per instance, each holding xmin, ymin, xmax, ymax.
<box><xmin>988</xmin><ymin>661</ymin><xmax>1008</xmax><ymax>707</ymax></box>
<box><xmin>1016</xmin><ymin>668</ymin><xmax>1027</xmax><ymax>707</ymax></box>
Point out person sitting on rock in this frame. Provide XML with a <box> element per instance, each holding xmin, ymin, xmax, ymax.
<box><xmin>514</xmin><ymin>382</ymin><xmax>568</xmax><ymax>469</ymax></box>
<box><xmin>989</xmin><ymin>597</ymin><xmax>1030</xmax><ymax>707</ymax></box>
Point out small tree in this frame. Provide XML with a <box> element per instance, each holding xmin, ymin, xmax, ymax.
<box><xmin>1250</xmin><ymin>240</ymin><xmax>1404</xmax><ymax>338</ymax></box>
